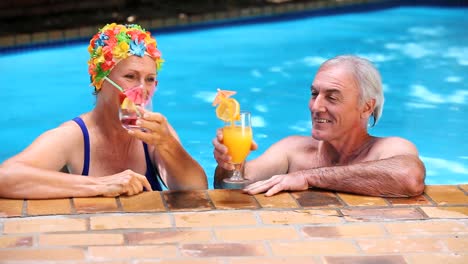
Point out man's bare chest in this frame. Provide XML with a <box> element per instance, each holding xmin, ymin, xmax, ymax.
<box><xmin>287</xmin><ymin>150</ymin><xmax>327</xmax><ymax>173</ymax></box>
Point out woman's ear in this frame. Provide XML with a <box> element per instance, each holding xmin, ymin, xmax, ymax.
<box><xmin>361</xmin><ymin>98</ymin><xmax>376</xmax><ymax>119</ymax></box>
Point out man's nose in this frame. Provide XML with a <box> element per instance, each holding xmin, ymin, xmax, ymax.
<box><xmin>311</xmin><ymin>96</ymin><xmax>326</xmax><ymax>113</ymax></box>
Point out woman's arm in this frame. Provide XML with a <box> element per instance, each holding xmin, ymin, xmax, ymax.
<box><xmin>0</xmin><ymin>125</ymin><xmax>152</xmax><ymax>199</ymax></box>
<box><xmin>132</xmin><ymin>112</ymin><xmax>207</xmax><ymax>190</ymax></box>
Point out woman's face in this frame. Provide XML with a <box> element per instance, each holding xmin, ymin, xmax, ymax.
<box><xmin>107</xmin><ymin>55</ymin><xmax>157</xmax><ymax>93</ymax></box>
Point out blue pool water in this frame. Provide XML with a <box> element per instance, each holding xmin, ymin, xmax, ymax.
<box><xmin>1</xmin><ymin>6</ymin><xmax>467</xmax><ymax>188</ymax></box>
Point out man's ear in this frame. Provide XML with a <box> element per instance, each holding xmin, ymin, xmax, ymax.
<box><xmin>361</xmin><ymin>98</ymin><xmax>376</xmax><ymax>119</ymax></box>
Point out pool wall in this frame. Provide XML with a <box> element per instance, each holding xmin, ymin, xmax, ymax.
<box><xmin>1</xmin><ymin>0</ymin><xmax>466</xmax><ymax>54</ymax></box>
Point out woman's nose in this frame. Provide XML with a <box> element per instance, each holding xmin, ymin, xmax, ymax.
<box><xmin>137</xmin><ymin>79</ymin><xmax>145</xmax><ymax>88</ymax></box>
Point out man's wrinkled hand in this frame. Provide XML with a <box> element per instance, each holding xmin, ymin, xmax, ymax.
<box><xmin>212</xmin><ymin>128</ymin><xmax>258</xmax><ymax>170</ymax></box>
<box><xmin>243</xmin><ymin>172</ymin><xmax>308</xmax><ymax>196</ymax></box>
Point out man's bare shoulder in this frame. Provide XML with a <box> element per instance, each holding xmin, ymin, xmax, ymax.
<box><xmin>260</xmin><ymin>135</ymin><xmax>317</xmax><ymax>158</ymax></box>
<box><xmin>279</xmin><ymin>135</ymin><xmax>318</xmax><ymax>146</ymax></box>
<box><xmin>371</xmin><ymin>136</ymin><xmax>419</xmax><ymax>158</ymax></box>
<box><xmin>274</xmin><ymin>135</ymin><xmax>319</xmax><ymax>153</ymax></box>
<box><xmin>373</xmin><ymin>136</ymin><xmax>417</xmax><ymax>149</ymax></box>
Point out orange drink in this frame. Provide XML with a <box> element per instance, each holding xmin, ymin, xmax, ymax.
<box><xmin>213</xmin><ymin>89</ymin><xmax>252</xmax><ymax>187</ymax></box>
<box><xmin>223</xmin><ymin>125</ymin><xmax>253</xmax><ymax>164</ymax></box>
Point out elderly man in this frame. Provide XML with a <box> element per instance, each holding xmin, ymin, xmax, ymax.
<box><xmin>213</xmin><ymin>55</ymin><xmax>425</xmax><ymax>197</ymax></box>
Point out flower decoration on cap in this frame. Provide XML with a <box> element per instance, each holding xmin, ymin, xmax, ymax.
<box><xmin>87</xmin><ymin>23</ymin><xmax>164</xmax><ymax>91</ymax></box>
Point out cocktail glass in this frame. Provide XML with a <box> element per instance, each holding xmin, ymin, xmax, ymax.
<box><xmin>104</xmin><ymin>76</ymin><xmax>156</xmax><ymax>130</ymax></box>
<box><xmin>119</xmin><ymin>85</ymin><xmax>153</xmax><ymax>130</ymax></box>
<box><xmin>222</xmin><ymin>111</ymin><xmax>253</xmax><ymax>187</ymax></box>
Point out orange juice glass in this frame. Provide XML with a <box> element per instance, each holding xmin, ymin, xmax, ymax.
<box><xmin>223</xmin><ymin>126</ymin><xmax>253</xmax><ymax>164</ymax></box>
<box><xmin>222</xmin><ymin>111</ymin><xmax>252</xmax><ymax>184</ymax></box>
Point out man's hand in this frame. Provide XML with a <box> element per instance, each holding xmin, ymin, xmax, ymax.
<box><xmin>243</xmin><ymin>172</ymin><xmax>309</xmax><ymax>196</ymax></box>
<box><xmin>92</xmin><ymin>170</ymin><xmax>152</xmax><ymax>197</ymax></box>
<box><xmin>212</xmin><ymin>128</ymin><xmax>257</xmax><ymax>171</ymax></box>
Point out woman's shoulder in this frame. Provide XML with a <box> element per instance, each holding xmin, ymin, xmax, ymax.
<box><xmin>56</xmin><ymin>117</ymin><xmax>86</xmax><ymax>134</ymax></box>
<box><xmin>5</xmin><ymin>117</ymin><xmax>87</xmax><ymax>167</ymax></box>
<box><xmin>38</xmin><ymin>116</ymin><xmax>88</xmax><ymax>144</ymax></box>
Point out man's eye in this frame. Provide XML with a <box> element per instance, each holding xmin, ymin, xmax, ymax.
<box><xmin>328</xmin><ymin>96</ymin><xmax>339</xmax><ymax>102</ymax></box>
<box><xmin>125</xmin><ymin>74</ymin><xmax>136</xmax><ymax>79</ymax></box>
<box><xmin>146</xmin><ymin>77</ymin><xmax>155</xmax><ymax>83</ymax></box>
<box><xmin>311</xmin><ymin>91</ymin><xmax>318</xmax><ymax>97</ymax></box>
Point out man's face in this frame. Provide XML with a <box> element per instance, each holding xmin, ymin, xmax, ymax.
<box><xmin>309</xmin><ymin>65</ymin><xmax>364</xmax><ymax>142</ymax></box>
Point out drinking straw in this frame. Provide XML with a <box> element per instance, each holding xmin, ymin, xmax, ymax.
<box><xmin>104</xmin><ymin>77</ymin><xmax>124</xmax><ymax>92</ymax></box>
<box><xmin>104</xmin><ymin>77</ymin><xmax>143</xmax><ymax>117</ymax></box>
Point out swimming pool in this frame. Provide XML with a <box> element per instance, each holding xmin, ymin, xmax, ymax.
<box><xmin>0</xmin><ymin>6</ymin><xmax>467</xmax><ymax>188</ymax></box>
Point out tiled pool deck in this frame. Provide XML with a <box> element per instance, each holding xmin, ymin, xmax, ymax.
<box><xmin>0</xmin><ymin>185</ymin><xmax>467</xmax><ymax>263</ymax></box>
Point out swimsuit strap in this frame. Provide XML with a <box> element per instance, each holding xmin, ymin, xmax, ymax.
<box><xmin>71</xmin><ymin>117</ymin><xmax>163</xmax><ymax>190</ymax></box>
<box><xmin>72</xmin><ymin>117</ymin><xmax>90</xmax><ymax>176</ymax></box>
<box><xmin>143</xmin><ymin>142</ymin><xmax>164</xmax><ymax>191</ymax></box>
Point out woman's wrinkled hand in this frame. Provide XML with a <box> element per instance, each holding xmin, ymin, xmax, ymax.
<box><xmin>129</xmin><ymin>110</ymin><xmax>173</xmax><ymax>147</ymax></box>
<box><xmin>212</xmin><ymin>128</ymin><xmax>258</xmax><ymax>170</ymax></box>
<box><xmin>92</xmin><ymin>169</ymin><xmax>152</xmax><ymax>197</ymax></box>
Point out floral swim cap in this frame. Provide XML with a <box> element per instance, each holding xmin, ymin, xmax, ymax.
<box><xmin>87</xmin><ymin>23</ymin><xmax>164</xmax><ymax>91</ymax></box>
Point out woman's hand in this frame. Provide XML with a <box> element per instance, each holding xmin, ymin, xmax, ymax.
<box><xmin>92</xmin><ymin>169</ymin><xmax>152</xmax><ymax>197</ymax></box>
<box><xmin>212</xmin><ymin>128</ymin><xmax>257</xmax><ymax>171</ymax></box>
<box><xmin>129</xmin><ymin>110</ymin><xmax>173</xmax><ymax>147</ymax></box>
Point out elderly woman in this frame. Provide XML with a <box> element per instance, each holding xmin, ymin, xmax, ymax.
<box><xmin>0</xmin><ymin>23</ymin><xmax>207</xmax><ymax>199</ymax></box>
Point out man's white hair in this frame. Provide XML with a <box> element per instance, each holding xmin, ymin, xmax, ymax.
<box><xmin>320</xmin><ymin>55</ymin><xmax>384</xmax><ymax>126</ymax></box>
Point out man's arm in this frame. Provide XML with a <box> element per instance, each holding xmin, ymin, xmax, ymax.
<box><xmin>213</xmin><ymin>165</ymin><xmax>231</xmax><ymax>189</ymax></box>
<box><xmin>316</xmin><ymin>137</ymin><xmax>426</xmax><ymax>196</ymax></box>
<box><xmin>308</xmin><ymin>154</ymin><xmax>425</xmax><ymax>197</ymax></box>
<box><xmin>213</xmin><ymin>131</ymin><xmax>293</xmax><ymax>188</ymax></box>
<box><xmin>245</xmin><ymin>155</ymin><xmax>425</xmax><ymax>197</ymax></box>
<box><xmin>245</xmin><ymin>137</ymin><xmax>426</xmax><ymax>197</ymax></box>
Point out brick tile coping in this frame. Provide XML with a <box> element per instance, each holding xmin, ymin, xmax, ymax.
<box><xmin>0</xmin><ymin>185</ymin><xmax>466</xmax><ymax>218</ymax></box>
<box><xmin>0</xmin><ymin>185</ymin><xmax>467</xmax><ymax>263</ymax></box>
<box><xmin>0</xmin><ymin>0</ymin><xmax>382</xmax><ymax>51</ymax></box>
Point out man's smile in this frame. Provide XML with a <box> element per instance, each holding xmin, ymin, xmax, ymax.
<box><xmin>314</xmin><ymin>118</ymin><xmax>332</xmax><ymax>124</ymax></box>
